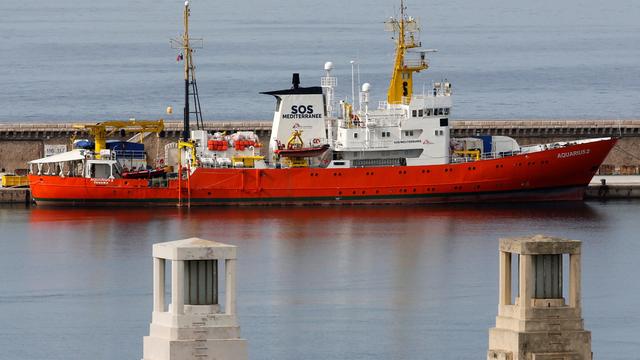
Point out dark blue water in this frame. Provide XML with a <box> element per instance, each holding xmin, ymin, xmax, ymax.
<box><xmin>1</xmin><ymin>202</ymin><xmax>639</xmax><ymax>359</ymax></box>
<box><xmin>1</xmin><ymin>0</ymin><xmax>639</xmax><ymax>122</ymax></box>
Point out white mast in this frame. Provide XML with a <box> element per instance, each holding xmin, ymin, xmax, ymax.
<box><xmin>350</xmin><ymin>60</ymin><xmax>356</xmax><ymax>106</ymax></box>
<box><xmin>321</xmin><ymin>61</ymin><xmax>337</xmax><ymax>118</ymax></box>
<box><xmin>356</xmin><ymin>62</ymin><xmax>361</xmax><ymax>112</ymax></box>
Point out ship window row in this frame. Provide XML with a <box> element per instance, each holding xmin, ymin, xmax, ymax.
<box><xmin>412</xmin><ymin>107</ymin><xmax>450</xmax><ymax>117</ymax></box>
<box><xmin>434</xmin><ymin>130</ymin><xmax>445</xmax><ymax>136</ymax></box>
<box><xmin>381</xmin><ymin>131</ymin><xmax>391</xmax><ymax>137</ymax></box>
<box><xmin>404</xmin><ymin>130</ymin><xmax>415</xmax><ymax>137</ymax></box>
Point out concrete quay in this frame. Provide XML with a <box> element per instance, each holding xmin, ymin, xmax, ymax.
<box><xmin>0</xmin><ymin>187</ymin><xmax>31</xmax><ymax>204</ymax></box>
<box><xmin>586</xmin><ymin>175</ymin><xmax>640</xmax><ymax>199</ymax></box>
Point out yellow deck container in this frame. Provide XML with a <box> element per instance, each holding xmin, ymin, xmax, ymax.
<box><xmin>231</xmin><ymin>155</ymin><xmax>264</xmax><ymax>168</ymax></box>
<box><xmin>1</xmin><ymin>175</ymin><xmax>29</xmax><ymax>187</ymax></box>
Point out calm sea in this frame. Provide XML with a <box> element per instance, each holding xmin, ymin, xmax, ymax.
<box><xmin>0</xmin><ymin>0</ymin><xmax>639</xmax><ymax>122</ymax></box>
<box><xmin>1</xmin><ymin>202</ymin><xmax>639</xmax><ymax>359</ymax></box>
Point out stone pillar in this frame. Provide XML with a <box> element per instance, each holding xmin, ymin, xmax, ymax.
<box><xmin>487</xmin><ymin>234</ymin><xmax>592</xmax><ymax>360</ymax></box>
<box><xmin>498</xmin><ymin>250</ymin><xmax>511</xmax><ymax>306</ymax></box>
<box><xmin>518</xmin><ymin>254</ymin><xmax>534</xmax><ymax>318</ymax></box>
<box><xmin>225</xmin><ymin>259</ymin><xmax>237</xmax><ymax>315</ymax></box>
<box><xmin>153</xmin><ymin>258</ymin><xmax>165</xmax><ymax>312</ymax></box>
<box><xmin>170</xmin><ymin>260</ymin><xmax>184</xmax><ymax>315</ymax></box>
<box><xmin>570</xmin><ymin>253</ymin><xmax>581</xmax><ymax>309</ymax></box>
<box><xmin>143</xmin><ymin>238</ymin><xmax>247</xmax><ymax>360</ymax></box>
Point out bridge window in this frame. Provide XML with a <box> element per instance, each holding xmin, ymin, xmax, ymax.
<box><xmin>354</xmin><ymin>133</ymin><xmax>358</xmax><ymax>139</ymax></box>
<box><xmin>440</xmin><ymin>118</ymin><xmax>449</xmax><ymax>127</ymax></box>
<box><xmin>412</xmin><ymin>110</ymin><xmax>417</xmax><ymax>117</ymax></box>
<box><xmin>444</xmin><ymin>108</ymin><xmax>450</xmax><ymax>115</ymax></box>
<box><xmin>90</xmin><ymin>163</ymin><xmax>112</xmax><ymax>179</ymax></box>
<box><xmin>418</xmin><ymin>109</ymin><xmax>424</xmax><ymax>117</ymax></box>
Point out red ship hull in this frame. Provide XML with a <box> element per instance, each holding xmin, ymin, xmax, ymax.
<box><xmin>28</xmin><ymin>138</ymin><xmax>617</xmax><ymax>206</ymax></box>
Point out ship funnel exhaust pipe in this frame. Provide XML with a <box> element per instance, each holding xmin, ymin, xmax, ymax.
<box><xmin>292</xmin><ymin>73</ymin><xmax>300</xmax><ymax>89</ymax></box>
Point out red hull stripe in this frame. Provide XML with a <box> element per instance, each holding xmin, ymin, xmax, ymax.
<box><xmin>32</xmin><ymin>184</ymin><xmax>586</xmax><ymax>206</ymax></box>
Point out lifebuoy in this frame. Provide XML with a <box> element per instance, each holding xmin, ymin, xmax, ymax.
<box><xmin>312</xmin><ymin>138</ymin><xmax>321</xmax><ymax>145</ymax></box>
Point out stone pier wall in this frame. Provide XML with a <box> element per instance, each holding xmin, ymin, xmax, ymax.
<box><xmin>1</xmin><ymin>120</ymin><xmax>638</xmax><ymax>173</ymax></box>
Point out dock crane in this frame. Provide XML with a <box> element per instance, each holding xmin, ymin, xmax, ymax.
<box><xmin>73</xmin><ymin>120</ymin><xmax>165</xmax><ymax>158</ymax></box>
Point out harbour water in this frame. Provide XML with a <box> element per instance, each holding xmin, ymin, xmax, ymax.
<box><xmin>1</xmin><ymin>0</ymin><xmax>639</xmax><ymax>122</ymax></box>
<box><xmin>1</xmin><ymin>202</ymin><xmax>639</xmax><ymax>359</ymax></box>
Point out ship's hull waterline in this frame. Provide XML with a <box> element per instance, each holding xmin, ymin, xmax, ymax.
<box><xmin>29</xmin><ymin>138</ymin><xmax>616</xmax><ymax>206</ymax></box>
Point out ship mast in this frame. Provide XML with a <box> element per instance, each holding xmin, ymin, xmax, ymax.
<box><xmin>172</xmin><ymin>0</ymin><xmax>204</xmax><ymax>140</ymax></box>
<box><xmin>385</xmin><ymin>0</ymin><xmax>428</xmax><ymax>105</ymax></box>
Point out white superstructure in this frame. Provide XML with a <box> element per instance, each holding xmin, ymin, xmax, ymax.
<box><xmin>264</xmin><ymin>69</ymin><xmax>454</xmax><ymax>168</ymax></box>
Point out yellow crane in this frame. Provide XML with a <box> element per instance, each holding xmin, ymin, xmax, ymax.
<box><xmin>385</xmin><ymin>0</ymin><xmax>429</xmax><ymax>104</ymax></box>
<box><xmin>73</xmin><ymin>120</ymin><xmax>165</xmax><ymax>158</ymax></box>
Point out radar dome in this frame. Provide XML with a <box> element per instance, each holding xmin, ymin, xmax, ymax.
<box><xmin>361</xmin><ymin>83</ymin><xmax>371</xmax><ymax>92</ymax></box>
<box><xmin>324</xmin><ymin>61</ymin><xmax>333</xmax><ymax>71</ymax></box>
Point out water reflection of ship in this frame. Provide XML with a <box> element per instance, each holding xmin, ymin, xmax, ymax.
<box><xmin>28</xmin><ymin>202</ymin><xmax>602</xmax><ymax>225</ymax></box>
<box><xmin>26</xmin><ymin>203</ymin><xmax>603</xmax><ymax>278</ymax></box>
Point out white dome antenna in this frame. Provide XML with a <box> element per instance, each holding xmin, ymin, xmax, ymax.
<box><xmin>321</xmin><ymin>61</ymin><xmax>338</xmax><ymax>117</ymax></box>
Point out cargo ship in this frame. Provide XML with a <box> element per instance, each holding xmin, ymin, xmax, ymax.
<box><xmin>27</xmin><ymin>1</ymin><xmax>617</xmax><ymax>206</ymax></box>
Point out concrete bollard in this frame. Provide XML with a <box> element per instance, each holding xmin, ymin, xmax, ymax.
<box><xmin>487</xmin><ymin>234</ymin><xmax>592</xmax><ymax>360</ymax></box>
<box><xmin>143</xmin><ymin>238</ymin><xmax>247</xmax><ymax>360</ymax></box>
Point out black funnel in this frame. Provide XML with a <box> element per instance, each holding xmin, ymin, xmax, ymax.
<box><xmin>292</xmin><ymin>73</ymin><xmax>300</xmax><ymax>89</ymax></box>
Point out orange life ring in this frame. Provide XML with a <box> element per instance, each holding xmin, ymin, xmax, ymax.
<box><xmin>312</xmin><ymin>138</ymin><xmax>321</xmax><ymax>145</ymax></box>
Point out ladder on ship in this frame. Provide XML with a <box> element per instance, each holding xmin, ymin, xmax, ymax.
<box><xmin>189</xmin><ymin>68</ymin><xmax>204</xmax><ymax>131</ymax></box>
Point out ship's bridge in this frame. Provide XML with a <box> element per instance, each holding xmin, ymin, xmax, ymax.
<box><xmin>408</xmin><ymin>94</ymin><xmax>453</xmax><ymax>118</ymax></box>
<box><xmin>379</xmin><ymin>81</ymin><xmax>452</xmax><ymax>114</ymax></box>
